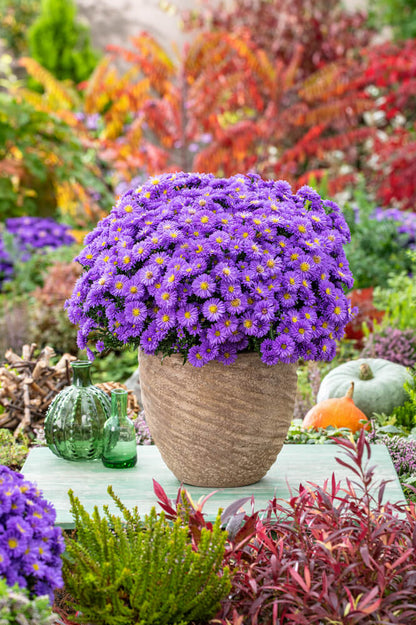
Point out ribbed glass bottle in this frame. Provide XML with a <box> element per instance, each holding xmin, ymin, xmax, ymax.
<box><xmin>102</xmin><ymin>389</ymin><xmax>137</xmax><ymax>469</ymax></box>
<box><xmin>44</xmin><ymin>360</ymin><xmax>111</xmax><ymax>461</ymax></box>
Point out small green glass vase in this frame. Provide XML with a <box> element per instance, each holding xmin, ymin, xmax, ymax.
<box><xmin>102</xmin><ymin>389</ymin><xmax>137</xmax><ymax>469</ymax></box>
<box><xmin>44</xmin><ymin>360</ymin><xmax>111</xmax><ymax>461</ymax></box>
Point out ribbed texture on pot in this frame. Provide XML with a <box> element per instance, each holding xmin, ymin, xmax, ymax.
<box><xmin>138</xmin><ymin>350</ymin><xmax>298</xmax><ymax>487</ymax></box>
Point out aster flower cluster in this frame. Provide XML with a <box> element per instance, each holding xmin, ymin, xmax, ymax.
<box><xmin>5</xmin><ymin>217</ymin><xmax>75</xmax><ymax>255</ymax></box>
<box><xmin>66</xmin><ymin>172</ymin><xmax>354</xmax><ymax>366</ymax></box>
<box><xmin>0</xmin><ymin>466</ymin><xmax>64</xmax><ymax>602</ymax></box>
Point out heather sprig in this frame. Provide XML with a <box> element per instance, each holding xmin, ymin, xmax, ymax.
<box><xmin>66</xmin><ymin>172</ymin><xmax>354</xmax><ymax>366</ymax></box>
<box><xmin>0</xmin><ymin>465</ymin><xmax>64</xmax><ymax>601</ymax></box>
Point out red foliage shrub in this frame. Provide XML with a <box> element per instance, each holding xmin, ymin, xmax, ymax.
<box><xmin>182</xmin><ymin>0</ymin><xmax>375</xmax><ymax>80</ymax></box>
<box><xmin>155</xmin><ymin>432</ymin><xmax>416</xmax><ymax>624</ymax></box>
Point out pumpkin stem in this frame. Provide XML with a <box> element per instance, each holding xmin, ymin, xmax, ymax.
<box><xmin>345</xmin><ymin>382</ymin><xmax>354</xmax><ymax>399</ymax></box>
<box><xmin>359</xmin><ymin>362</ymin><xmax>374</xmax><ymax>381</ymax></box>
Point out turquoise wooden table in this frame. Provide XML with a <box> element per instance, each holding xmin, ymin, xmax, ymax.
<box><xmin>21</xmin><ymin>444</ymin><xmax>405</xmax><ymax>529</ymax></box>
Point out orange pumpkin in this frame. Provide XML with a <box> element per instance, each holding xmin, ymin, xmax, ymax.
<box><xmin>302</xmin><ymin>382</ymin><xmax>370</xmax><ymax>433</ymax></box>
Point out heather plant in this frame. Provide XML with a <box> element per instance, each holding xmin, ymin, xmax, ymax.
<box><xmin>66</xmin><ymin>172</ymin><xmax>354</xmax><ymax>365</ymax></box>
<box><xmin>0</xmin><ymin>578</ymin><xmax>56</xmax><ymax>625</ymax></box>
<box><xmin>371</xmin><ymin>434</ymin><xmax>416</xmax><ymax>476</ymax></box>
<box><xmin>361</xmin><ymin>326</ymin><xmax>416</xmax><ymax>367</ymax></box>
<box><xmin>62</xmin><ymin>486</ymin><xmax>231</xmax><ymax>625</ymax></box>
<box><xmin>0</xmin><ymin>465</ymin><xmax>64</xmax><ymax>601</ymax></box>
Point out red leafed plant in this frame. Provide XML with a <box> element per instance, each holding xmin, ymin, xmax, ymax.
<box><xmin>154</xmin><ymin>431</ymin><xmax>416</xmax><ymax>624</ymax></box>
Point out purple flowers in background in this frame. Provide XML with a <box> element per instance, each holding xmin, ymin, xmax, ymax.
<box><xmin>66</xmin><ymin>172</ymin><xmax>355</xmax><ymax>366</ymax></box>
<box><xmin>6</xmin><ymin>217</ymin><xmax>75</xmax><ymax>251</ymax></box>
<box><xmin>371</xmin><ymin>207</ymin><xmax>416</xmax><ymax>247</ymax></box>
<box><xmin>0</xmin><ymin>217</ymin><xmax>75</xmax><ymax>290</ymax></box>
<box><xmin>0</xmin><ymin>465</ymin><xmax>64</xmax><ymax>601</ymax></box>
<box><xmin>370</xmin><ymin>435</ymin><xmax>416</xmax><ymax>476</ymax></box>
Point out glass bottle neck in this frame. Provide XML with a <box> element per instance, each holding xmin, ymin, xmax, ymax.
<box><xmin>71</xmin><ymin>361</ymin><xmax>93</xmax><ymax>387</ymax></box>
<box><xmin>111</xmin><ymin>389</ymin><xmax>128</xmax><ymax>419</ymax></box>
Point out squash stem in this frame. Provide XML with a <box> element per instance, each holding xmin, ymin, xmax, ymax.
<box><xmin>346</xmin><ymin>382</ymin><xmax>355</xmax><ymax>399</ymax></box>
<box><xmin>359</xmin><ymin>363</ymin><xmax>374</xmax><ymax>381</ymax></box>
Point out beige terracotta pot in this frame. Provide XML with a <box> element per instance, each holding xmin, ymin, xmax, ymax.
<box><xmin>138</xmin><ymin>350</ymin><xmax>298</xmax><ymax>488</ymax></box>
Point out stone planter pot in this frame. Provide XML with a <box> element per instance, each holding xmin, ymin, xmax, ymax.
<box><xmin>138</xmin><ymin>350</ymin><xmax>298</xmax><ymax>488</ymax></box>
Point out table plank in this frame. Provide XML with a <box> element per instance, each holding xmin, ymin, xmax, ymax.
<box><xmin>21</xmin><ymin>444</ymin><xmax>405</xmax><ymax>529</ymax></box>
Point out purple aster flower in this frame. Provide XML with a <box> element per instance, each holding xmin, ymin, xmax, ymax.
<box><xmin>206</xmin><ymin>325</ymin><xmax>227</xmax><ymax>345</ymax></box>
<box><xmin>191</xmin><ymin>273</ymin><xmax>215</xmax><ymax>298</ymax></box>
<box><xmin>202</xmin><ymin>298</ymin><xmax>225</xmax><ymax>322</ymax></box>
<box><xmin>125</xmin><ymin>300</ymin><xmax>147</xmax><ymax>323</ymax></box>
<box><xmin>156</xmin><ymin>309</ymin><xmax>177</xmax><ymax>331</ymax></box>
<box><xmin>177</xmin><ymin>304</ymin><xmax>199</xmax><ymax>328</ymax></box>
<box><xmin>240</xmin><ymin>313</ymin><xmax>260</xmax><ymax>336</ymax></box>
<box><xmin>273</xmin><ymin>334</ymin><xmax>296</xmax><ymax>363</ymax></box>
<box><xmin>188</xmin><ymin>344</ymin><xmax>209</xmax><ymax>367</ymax></box>
<box><xmin>218</xmin><ymin>344</ymin><xmax>238</xmax><ymax>365</ymax></box>
<box><xmin>225</xmin><ymin>294</ymin><xmax>248</xmax><ymax>315</ymax></box>
<box><xmin>254</xmin><ymin>299</ymin><xmax>276</xmax><ymax>322</ymax></box>
<box><xmin>260</xmin><ymin>338</ymin><xmax>280</xmax><ymax>366</ymax></box>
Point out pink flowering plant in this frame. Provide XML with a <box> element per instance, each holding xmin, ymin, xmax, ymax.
<box><xmin>66</xmin><ymin>172</ymin><xmax>354</xmax><ymax>366</ymax></box>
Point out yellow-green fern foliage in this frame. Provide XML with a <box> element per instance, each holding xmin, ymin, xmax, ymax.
<box><xmin>63</xmin><ymin>485</ymin><xmax>231</xmax><ymax>625</ymax></box>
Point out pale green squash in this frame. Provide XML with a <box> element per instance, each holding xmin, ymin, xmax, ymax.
<box><xmin>317</xmin><ymin>358</ymin><xmax>412</xmax><ymax>418</ymax></box>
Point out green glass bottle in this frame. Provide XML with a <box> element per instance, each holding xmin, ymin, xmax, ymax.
<box><xmin>44</xmin><ymin>360</ymin><xmax>110</xmax><ymax>461</ymax></box>
<box><xmin>102</xmin><ymin>389</ymin><xmax>137</xmax><ymax>469</ymax></box>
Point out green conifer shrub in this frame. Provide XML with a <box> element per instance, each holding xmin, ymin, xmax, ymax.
<box><xmin>63</xmin><ymin>486</ymin><xmax>231</xmax><ymax>625</ymax></box>
<box><xmin>28</xmin><ymin>0</ymin><xmax>99</xmax><ymax>84</ymax></box>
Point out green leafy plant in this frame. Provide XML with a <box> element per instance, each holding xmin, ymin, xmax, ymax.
<box><xmin>0</xmin><ymin>578</ymin><xmax>56</xmax><ymax>625</ymax></box>
<box><xmin>342</xmin><ymin>192</ymin><xmax>414</xmax><ymax>290</ymax></box>
<box><xmin>368</xmin><ymin>0</ymin><xmax>416</xmax><ymax>40</ymax></box>
<box><xmin>373</xmin><ymin>267</ymin><xmax>416</xmax><ymax>331</ymax></box>
<box><xmin>285</xmin><ymin>419</ymin><xmax>363</xmax><ymax>444</ymax></box>
<box><xmin>28</xmin><ymin>0</ymin><xmax>99</xmax><ymax>84</ymax></box>
<box><xmin>0</xmin><ymin>428</ymin><xmax>30</xmax><ymax>470</ymax></box>
<box><xmin>63</xmin><ymin>486</ymin><xmax>231</xmax><ymax>625</ymax></box>
<box><xmin>92</xmin><ymin>348</ymin><xmax>139</xmax><ymax>384</ymax></box>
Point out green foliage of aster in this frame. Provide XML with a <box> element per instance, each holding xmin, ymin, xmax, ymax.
<box><xmin>66</xmin><ymin>172</ymin><xmax>354</xmax><ymax>366</ymax></box>
<box><xmin>63</xmin><ymin>486</ymin><xmax>231</xmax><ymax>625</ymax></box>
